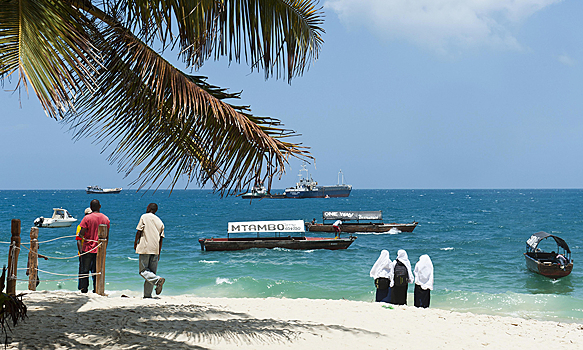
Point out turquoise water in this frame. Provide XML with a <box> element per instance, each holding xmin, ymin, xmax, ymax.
<box><xmin>1</xmin><ymin>189</ymin><xmax>582</xmax><ymax>322</ymax></box>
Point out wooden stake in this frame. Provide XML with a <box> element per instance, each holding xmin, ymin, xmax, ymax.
<box><xmin>27</xmin><ymin>227</ymin><xmax>39</xmax><ymax>291</ymax></box>
<box><xmin>7</xmin><ymin>219</ymin><xmax>21</xmax><ymax>296</ymax></box>
<box><xmin>95</xmin><ymin>224</ymin><xmax>108</xmax><ymax>296</ymax></box>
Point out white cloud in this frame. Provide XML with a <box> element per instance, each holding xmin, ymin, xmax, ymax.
<box><xmin>325</xmin><ymin>0</ymin><xmax>562</xmax><ymax>53</ymax></box>
<box><xmin>557</xmin><ymin>54</ymin><xmax>576</xmax><ymax>66</ymax></box>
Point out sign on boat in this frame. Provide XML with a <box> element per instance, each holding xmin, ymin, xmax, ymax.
<box><xmin>305</xmin><ymin>210</ymin><xmax>418</xmax><ymax>233</ymax></box>
<box><xmin>198</xmin><ymin>220</ymin><xmax>356</xmax><ymax>251</ymax></box>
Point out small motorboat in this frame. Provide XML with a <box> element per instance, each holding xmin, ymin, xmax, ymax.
<box><xmin>86</xmin><ymin>185</ymin><xmax>122</xmax><ymax>194</ymax></box>
<box><xmin>34</xmin><ymin>208</ymin><xmax>77</xmax><ymax>228</ymax></box>
<box><xmin>524</xmin><ymin>231</ymin><xmax>573</xmax><ymax>279</ymax></box>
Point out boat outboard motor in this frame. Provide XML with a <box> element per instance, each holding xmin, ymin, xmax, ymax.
<box><xmin>33</xmin><ymin>217</ymin><xmax>44</xmax><ymax>227</ymax></box>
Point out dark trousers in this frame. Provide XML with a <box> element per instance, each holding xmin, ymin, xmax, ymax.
<box><xmin>390</xmin><ymin>285</ymin><xmax>408</xmax><ymax>305</ymax></box>
<box><xmin>375</xmin><ymin>287</ymin><xmax>391</xmax><ymax>303</ymax></box>
<box><xmin>78</xmin><ymin>252</ymin><xmax>97</xmax><ymax>292</ymax></box>
<box><xmin>414</xmin><ymin>284</ymin><xmax>431</xmax><ymax>308</ymax></box>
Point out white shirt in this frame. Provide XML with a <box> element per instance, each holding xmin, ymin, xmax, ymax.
<box><xmin>135</xmin><ymin>213</ymin><xmax>165</xmax><ymax>255</ymax></box>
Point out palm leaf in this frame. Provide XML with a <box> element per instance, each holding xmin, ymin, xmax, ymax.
<box><xmin>67</xmin><ymin>21</ymin><xmax>309</xmax><ymax>194</ymax></box>
<box><xmin>1</xmin><ymin>0</ymin><xmax>322</xmax><ymax>194</ymax></box>
<box><xmin>0</xmin><ymin>0</ymin><xmax>98</xmax><ymax>118</ymax></box>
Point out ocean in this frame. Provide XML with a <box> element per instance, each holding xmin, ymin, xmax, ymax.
<box><xmin>1</xmin><ymin>189</ymin><xmax>582</xmax><ymax>323</ymax></box>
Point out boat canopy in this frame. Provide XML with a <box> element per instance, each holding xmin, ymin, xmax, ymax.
<box><xmin>322</xmin><ymin>211</ymin><xmax>382</xmax><ymax>221</ymax></box>
<box><xmin>526</xmin><ymin>231</ymin><xmax>571</xmax><ymax>253</ymax></box>
<box><xmin>228</xmin><ymin>220</ymin><xmax>305</xmax><ymax>234</ymax></box>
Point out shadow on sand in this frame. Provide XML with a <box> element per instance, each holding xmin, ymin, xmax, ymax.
<box><xmin>8</xmin><ymin>293</ymin><xmax>382</xmax><ymax>349</ymax></box>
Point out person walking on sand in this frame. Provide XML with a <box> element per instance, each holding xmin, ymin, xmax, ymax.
<box><xmin>134</xmin><ymin>203</ymin><xmax>165</xmax><ymax>298</ymax></box>
<box><xmin>370</xmin><ymin>250</ymin><xmax>392</xmax><ymax>303</ymax></box>
<box><xmin>78</xmin><ymin>200</ymin><xmax>110</xmax><ymax>293</ymax></box>
<box><xmin>388</xmin><ymin>249</ymin><xmax>414</xmax><ymax>305</ymax></box>
<box><xmin>333</xmin><ymin>219</ymin><xmax>342</xmax><ymax>238</ymax></box>
<box><xmin>413</xmin><ymin>254</ymin><xmax>434</xmax><ymax>308</ymax></box>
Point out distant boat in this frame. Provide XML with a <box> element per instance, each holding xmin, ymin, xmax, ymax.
<box><xmin>86</xmin><ymin>185</ymin><xmax>122</xmax><ymax>194</ymax></box>
<box><xmin>306</xmin><ymin>211</ymin><xmax>418</xmax><ymax>233</ymax></box>
<box><xmin>524</xmin><ymin>231</ymin><xmax>573</xmax><ymax>279</ymax></box>
<box><xmin>283</xmin><ymin>165</ymin><xmax>352</xmax><ymax>199</ymax></box>
<box><xmin>33</xmin><ymin>208</ymin><xmax>77</xmax><ymax>228</ymax></box>
<box><xmin>198</xmin><ymin>220</ymin><xmax>356</xmax><ymax>251</ymax></box>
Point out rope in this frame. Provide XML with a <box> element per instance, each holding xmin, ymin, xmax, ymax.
<box><xmin>8</xmin><ymin>243</ymin><xmax>17</xmax><ymax>280</ymax></box>
<box><xmin>37</xmin><ymin>269</ymin><xmax>100</xmax><ymax>277</ymax></box>
<box><xmin>14</xmin><ymin>268</ymin><xmax>100</xmax><ymax>278</ymax></box>
<box><xmin>13</xmin><ymin>275</ymin><xmax>99</xmax><ymax>283</ymax></box>
<box><xmin>19</xmin><ymin>242</ymin><xmax>102</xmax><ymax>260</ymax></box>
<box><xmin>0</xmin><ymin>236</ymin><xmax>100</xmax><ymax>245</ymax></box>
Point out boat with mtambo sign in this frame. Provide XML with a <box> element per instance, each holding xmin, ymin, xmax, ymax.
<box><xmin>305</xmin><ymin>211</ymin><xmax>418</xmax><ymax>233</ymax></box>
<box><xmin>198</xmin><ymin>220</ymin><xmax>356</xmax><ymax>251</ymax></box>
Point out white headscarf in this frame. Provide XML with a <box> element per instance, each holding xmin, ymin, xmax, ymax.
<box><xmin>414</xmin><ymin>254</ymin><xmax>434</xmax><ymax>290</ymax></box>
<box><xmin>388</xmin><ymin>249</ymin><xmax>414</xmax><ymax>287</ymax></box>
<box><xmin>370</xmin><ymin>250</ymin><xmax>392</xmax><ymax>279</ymax></box>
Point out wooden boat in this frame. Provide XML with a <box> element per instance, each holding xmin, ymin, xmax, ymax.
<box><xmin>198</xmin><ymin>220</ymin><xmax>356</xmax><ymax>251</ymax></box>
<box><xmin>305</xmin><ymin>211</ymin><xmax>418</xmax><ymax>233</ymax></box>
<box><xmin>524</xmin><ymin>231</ymin><xmax>573</xmax><ymax>279</ymax></box>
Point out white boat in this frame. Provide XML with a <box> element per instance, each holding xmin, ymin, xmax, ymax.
<box><xmin>34</xmin><ymin>208</ymin><xmax>77</xmax><ymax>228</ymax></box>
<box><xmin>86</xmin><ymin>185</ymin><xmax>122</xmax><ymax>194</ymax></box>
<box><xmin>241</xmin><ymin>185</ymin><xmax>269</xmax><ymax>198</ymax></box>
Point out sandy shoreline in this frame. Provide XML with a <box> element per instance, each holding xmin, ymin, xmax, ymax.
<box><xmin>6</xmin><ymin>290</ymin><xmax>583</xmax><ymax>349</ymax></box>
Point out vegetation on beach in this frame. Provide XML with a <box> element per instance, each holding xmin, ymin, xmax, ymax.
<box><xmin>0</xmin><ymin>0</ymin><xmax>324</xmax><ymax>194</ymax></box>
<box><xmin>0</xmin><ymin>267</ymin><xmax>27</xmax><ymax>346</ymax></box>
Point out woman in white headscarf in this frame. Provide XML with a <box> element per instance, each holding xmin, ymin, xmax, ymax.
<box><xmin>370</xmin><ymin>250</ymin><xmax>392</xmax><ymax>303</ymax></box>
<box><xmin>388</xmin><ymin>249</ymin><xmax>414</xmax><ymax>305</ymax></box>
<box><xmin>413</xmin><ymin>254</ymin><xmax>434</xmax><ymax>308</ymax></box>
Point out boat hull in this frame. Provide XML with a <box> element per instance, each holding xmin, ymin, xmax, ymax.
<box><xmin>86</xmin><ymin>189</ymin><xmax>122</xmax><ymax>194</ymax></box>
<box><xmin>285</xmin><ymin>185</ymin><xmax>351</xmax><ymax>198</ymax></box>
<box><xmin>306</xmin><ymin>222</ymin><xmax>417</xmax><ymax>233</ymax></box>
<box><xmin>524</xmin><ymin>253</ymin><xmax>573</xmax><ymax>279</ymax></box>
<box><xmin>199</xmin><ymin>236</ymin><xmax>356</xmax><ymax>251</ymax></box>
<box><xmin>34</xmin><ymin>219</ymin><xmax>77</xmax><ymax>228</ymax></box>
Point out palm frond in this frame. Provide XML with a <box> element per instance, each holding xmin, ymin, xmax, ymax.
<box><xmin>67</xmin><ymin>22</ymin><xmax>310</xmax><ymax>194</ymax></box>
<box><xmin>116</xmin><ymin>0</ymin><xmax>325</xmax><ymax>81</ymax></box>
<box><xmin>0</xmin><ymin>0</ymin><xmax>98</xmax><ymax>118</ymax></box>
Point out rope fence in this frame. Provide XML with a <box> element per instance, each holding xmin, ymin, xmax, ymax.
<box><xmin>3</xmin><ymin>220</ymin><xmax>109</xmax><ymax>296</ymax></box>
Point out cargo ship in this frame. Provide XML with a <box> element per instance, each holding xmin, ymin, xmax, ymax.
<box><xmin>283</xmin><ymin>164</ymin><xmax>351</xmax><ymax>198</ymax></box>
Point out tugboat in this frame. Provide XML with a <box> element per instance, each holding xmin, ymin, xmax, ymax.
<box><xmin>284</xmin><ymin>164</ymin><xmax>352</xmax><ymax>198</ymax></box>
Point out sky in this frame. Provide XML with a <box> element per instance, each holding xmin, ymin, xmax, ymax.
<box><xmin>1</xmin><ymin>0</ymin><xmax>582</xmax><ymax>190</ymax></box>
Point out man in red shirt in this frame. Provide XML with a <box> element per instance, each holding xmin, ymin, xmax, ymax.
<box><xmin>78</xmin><ymin>199</ymin><xmax>110</xmax><ymax>293</ymax></box>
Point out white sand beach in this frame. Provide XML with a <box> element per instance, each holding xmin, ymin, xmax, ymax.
<box><xmin>7</xmin><ymin>290</ymin><xmax>583</xmax><ymax>349</ymax></box>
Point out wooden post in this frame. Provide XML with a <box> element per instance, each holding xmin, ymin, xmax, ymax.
<box><xmin>27</xmin><ymin>227</ymin><xmax>39</xmax><ymax>291</ymax></box>
<box><xmin>95</xmin><ymin>224</ymin><xmax>108</xmax><ymax>296</ymax></box>
<box><xmin>7</xmin><ymin>219</ymin><xmax>21</xmax><ymax>295</ymax></box>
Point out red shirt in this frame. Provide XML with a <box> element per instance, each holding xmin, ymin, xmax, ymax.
<box><xmin>79</xmin><ymin>212</ymin><xmax>110</xmax><ymax>252</ymax></box>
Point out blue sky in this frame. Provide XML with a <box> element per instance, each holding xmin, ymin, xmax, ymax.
<box><xmin>1</xmin><ymin>0</ymin><xmax>582</xmax><ymax>190</ymax></box>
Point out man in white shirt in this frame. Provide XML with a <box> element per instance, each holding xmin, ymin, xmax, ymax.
<box><xmin>134</xmin><ymin>203</ymin><xmax>165</xmax><ymax>298</ymax></box>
